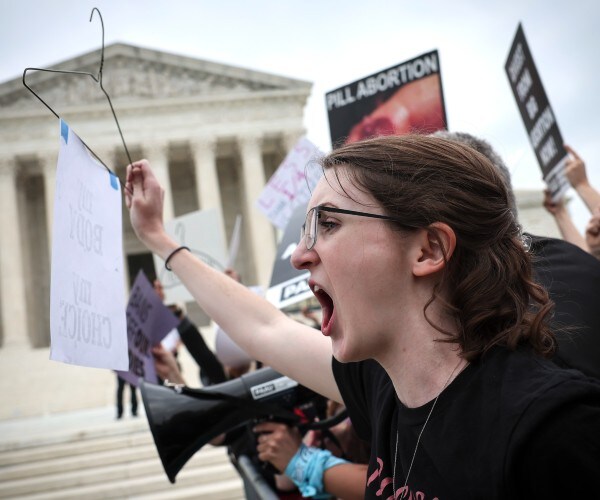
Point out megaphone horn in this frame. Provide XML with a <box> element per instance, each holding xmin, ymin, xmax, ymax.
<box><xmin>140</xmin><ymin>367</ymin><xmax>301</xmax><ymax>483</ymax></box>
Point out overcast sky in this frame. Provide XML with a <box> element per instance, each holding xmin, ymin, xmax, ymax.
<box><xmin>1</xmin><ymin>0</ymin><xmax>598</xmax><ymax>231</ymax></box>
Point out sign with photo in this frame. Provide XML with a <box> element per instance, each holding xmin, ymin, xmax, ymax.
<box><xmin>326</xmin><ymin>50</ymin><xmax>447</xmax><ymax>147</ymax></box>
<box><xmin>505</xmin><ymin>23</ymin><xmax>569</xmax><ymax>199</ymax></box>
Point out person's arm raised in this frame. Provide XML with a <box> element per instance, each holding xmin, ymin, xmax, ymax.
<box><xmin>125</xmin><ymin>160</ymin><xmax>340</xmax><ymax>402</ymax></box>
<box><xmin>564</xmin><ymin>145</ymin><xmax>600</xmax><ymax>213</ymax></box>
<box><xmin>585</xmin><ymin>207</ymin><xmax>600</xmax><ymax>260</ymax></box>
<box><xmin>542</xmin><ymin>190</ymin><xmax>589</xmax><ymax>251</ymax></box>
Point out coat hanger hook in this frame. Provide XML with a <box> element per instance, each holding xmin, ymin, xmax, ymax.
<box><xmin>22</xmin><ymin>7</ymin><xmax>133</xmax><ymax>193</ymax></box>
<box><xmin>89</xmin><ymin>8</ymin><xmax>105</xmax><ymax>81</ymax></box>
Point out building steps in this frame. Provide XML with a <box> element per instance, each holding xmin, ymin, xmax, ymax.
<box><xmin>0</xmin><ymin>407</ymin><xmax>244</xmax><ymax>499</ymax></box>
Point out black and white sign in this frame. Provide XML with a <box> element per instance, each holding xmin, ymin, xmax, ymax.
<box><xmin>505</xmin><ymin>23</ymin><xmax>569</xmax><ymax>199</ymax></box>
<box><xmin>266</xmin><ymin>204</ymin><xmax>312</xmax><ymax>309</ymax></box>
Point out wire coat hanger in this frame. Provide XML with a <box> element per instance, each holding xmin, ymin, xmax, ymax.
<box><xmin>22</xmin><ymin>7</ymin><xmax>132</xmax><ymax>192</ymax></box>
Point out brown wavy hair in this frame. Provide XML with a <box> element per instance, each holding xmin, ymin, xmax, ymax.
<box><xmin>320</xmin><ymin>134</ymin><xmax>555</xmax><ymax>361</ymax></box>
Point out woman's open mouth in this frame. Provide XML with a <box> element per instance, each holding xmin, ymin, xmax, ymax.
<box><xmin>312</xmin><ymin>283</ymin><xmax>334</xmax><ymax>335</ymax></box>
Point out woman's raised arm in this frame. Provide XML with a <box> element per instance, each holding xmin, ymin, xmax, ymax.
<box><xmin>125</xmin><ymin>160</ymin><xmax>341</xmax><ymax>402</ymax></box>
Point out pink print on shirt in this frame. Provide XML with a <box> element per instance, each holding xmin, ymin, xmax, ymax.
<box><xmin>366</xmin><ymin>457</ymin><xmax>439</xmax><ymax>500</ymax></box>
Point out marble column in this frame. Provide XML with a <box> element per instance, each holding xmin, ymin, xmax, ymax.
<box><xmin>144</xmin><ymin>142</ymin><xmax>174</xmax><ymax>222</ymax></box>
<box><xmin>41</xmin><ymin>153</ymin><xmax>57</xmax><ymax>253</ymax></box>
<box><xmin>0</xmin><ymin>157</ymin><xmax>29</xmax><ymax>348</ymax></box>
<box><xmin>190</xmin><ymin>138</ymin><xmax>226</xmax><ymax>237</ymax></box>
<box><xmin>238</xmin><ymin>134</ymin><xmax>276</xmax><ymax>287</ymax></box>
<box><xmin>191</xmin><ymin>138</ymin><xmax>221</xmax><ymax>210</ymax></box>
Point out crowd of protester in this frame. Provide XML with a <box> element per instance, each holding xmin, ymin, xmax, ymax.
<box><xmin>123</xmin><ymin>127</ymin><xmax>600</xmax><ymax>500</ymax></box>
<box><xmin>115</xmin><ymin>130</ymin><xmax>600</xmax><ymax>498</ymax></box>
<box><xmin>542</xmin><ymin>144</ymin><xmax>600</xmax><ymax>260</ymax></box>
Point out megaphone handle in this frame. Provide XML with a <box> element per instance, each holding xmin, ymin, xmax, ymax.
<box><xmin>261</xmin><ymin>459</ymin><xmax>280</xmax><ymax>475</ymax></box>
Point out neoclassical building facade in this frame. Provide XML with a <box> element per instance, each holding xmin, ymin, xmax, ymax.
<box><xmin>0</xmin><ymin>43</ymin><xmax>312</xmax><ymax>351</ymax></box>
<box><xmin>0</xmin><ymin>44</ymin><xmax>565</xmax><ymax>419</ymax></box>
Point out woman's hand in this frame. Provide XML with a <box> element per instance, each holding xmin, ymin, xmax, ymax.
<box><xmin>125</xmin><ymin>160</ymin><xmax>172</xmax><ymax>255</ymax></box>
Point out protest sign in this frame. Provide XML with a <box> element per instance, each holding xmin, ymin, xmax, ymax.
<box><xmin>256</xmin><ymin>137</ymin><xmax>323</xmax><ymax>230</ymax></box>
<box><xmin>117</xmin><ymin>270</ymin><xmax>180</xmax><ymax>386</ymax></box>
<box><xmin>49</xmin><ymin>120</ymin><xmax>128</xmax><ymax>370</ymax></box>
<box><xmin>226</xmin><ymin>214</ymin><xmax>243</xmax><ymax>269</ymax></box>
<box><xmin>326</xmin><ymin>50</ymin><xmax>447</xmax><ymax>147</ymax></box>
<box><xmin>505</xmin><ymin>23</ymin><xmax>569</xmax><ymax>200</ymax></box>
<box><xmin>153</xmin><ymin>208</ymin><xmax>228</xmax><ymax>304</ymax></box>
<box><xmin>266</xmin><ymin>204</ymin><xmax>311</xmax><ymax>309</ymax></box>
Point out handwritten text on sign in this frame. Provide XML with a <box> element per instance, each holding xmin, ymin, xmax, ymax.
<box><xmin>50</xmin><ymin>120</ymin><xmax>128</xmax><ymax>370</ymax></box>
<box><xmin>256</xmin><ymin>137</ymin><xmax>323</xmax><ymax>230</ymax></box>
<box><xmin>117</xmin><ymin>270</ymin><xmax>180</xmax><ymax>386</ymax></box>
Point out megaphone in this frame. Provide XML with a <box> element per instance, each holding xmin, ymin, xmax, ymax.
<box><xmin>140</xmin><ymin>367</ymin><xmax>318</xmax><ymax>483</ymax></box>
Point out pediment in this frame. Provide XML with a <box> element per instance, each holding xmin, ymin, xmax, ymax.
<box><xmin>0</xmin><ymin>43</ymin><xmax>311</xmax><ymax>112</ymax></box>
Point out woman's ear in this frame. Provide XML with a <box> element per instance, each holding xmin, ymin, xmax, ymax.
<box><xmin>413</xmin><ymin>222</ymin><xmax>456</xmax><ymax>277</ymax></box>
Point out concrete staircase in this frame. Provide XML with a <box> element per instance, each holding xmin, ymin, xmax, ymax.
<box><xmin>0</xmin><ymin>407</ymin><xmax>244</xmax><ymax>499</ymax></box>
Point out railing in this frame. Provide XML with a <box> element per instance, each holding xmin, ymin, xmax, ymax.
<box><xmin>233</xmin><ymin>454</ymin><xmax>280</xmax><ymax>500</ymax></box>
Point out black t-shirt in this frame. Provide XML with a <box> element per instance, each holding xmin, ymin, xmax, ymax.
<box><xmin>332</xmin><ymin>347</ymin><xmax>600</xmax><ymax>499</ymax></box>
<box><xmin>529</xmin><ymin>234</ymin><xmax>600</xmax><ymax>379</ymax></box>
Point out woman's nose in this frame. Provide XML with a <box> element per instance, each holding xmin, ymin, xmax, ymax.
<box><xmin>291</xmin><ymin>237</ymin><xmax>318</xmax><ymax>270</ymax></box>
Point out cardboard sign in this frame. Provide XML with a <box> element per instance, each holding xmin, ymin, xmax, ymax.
<box><xmin>326</xmin><ymin>50</ymin><xmax>447</xmax><ymax>147</ymax></box>
<box><xmin>256</xmin><ymin>137</ymin><xmax>323</xmax><ymax>229</ymax></box>
<box><xmin>153</xmin><ymin>208</ymin><xmax>228</xmax><ymax>304</ymax></box>
<box><xmin>266</xmin><ymin>204</ymin><xmax>312</xmax><ymax>309</ymax></box>
<box><xmin>49</xmin><ymin>120</ymin><xmax>128</xmax><ymax>370</ymax></box>
<box><xmin>505</xmin><ymin>23</ymin><xmax>569</xmax><ymax>199</ymax></box>
<box><xmin>117</xmin><ymin>270</ymin><xmax>180</xmax><ymax>386</ymax></box>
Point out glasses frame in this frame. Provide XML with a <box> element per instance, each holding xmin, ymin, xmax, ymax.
<box><xmin>300</xmin><ymin>205</ymin><xmax>409</xmax><ymax>250</ymax></box>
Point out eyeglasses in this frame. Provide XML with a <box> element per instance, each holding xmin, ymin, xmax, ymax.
<box><xmin>300</xmin><ymin>205</ymin><xmax>408</xmax><ymax>250</ymax></box>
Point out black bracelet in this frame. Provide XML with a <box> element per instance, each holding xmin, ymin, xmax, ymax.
<box><xmin>164</xmin><ymin>246</ymin><xmax>190</xmax><ymax>271</ymax></box>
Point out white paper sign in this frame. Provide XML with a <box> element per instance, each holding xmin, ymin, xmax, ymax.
<box><xmin>153</xmin><ymin>208</ymin><xmax>228</xmax><ymax>303</ymax></box>
<box><xmin>256</xmin><ymin>137</ymin><xmax>323</xmax><ymax>229</ymax></box>
<box><xmin>226</xmin><ymin>214</ymin><xmax>242</xmax><ymax>268</ymax></box>
<box><xmin>50</xmin><ymin>120</ymin><xmax>128</xmax><ymax>370</ymax></box>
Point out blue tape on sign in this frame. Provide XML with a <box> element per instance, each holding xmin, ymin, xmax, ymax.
<box><xmin>109</xmin><ymin>172</ymin><xmax>119</xmax><ymax>190</ymax></box>
<box><xmin>60</xmin><ymin>120</ymin><xmax>69</xmax><ymax>144</ymax></box>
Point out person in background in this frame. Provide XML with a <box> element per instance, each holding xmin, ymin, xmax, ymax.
<box><xmin>255</xmin><ymin>399</ymin><xmax>370</xmax><ymax>500</ymax></box>
<box><xmin>115</xmin><ymin>374</ymin><xmax>137</xmax><ymax>419</ymax></box>
<box><xmin>563</xmin><ymin>144</ymin><xmax>600</xmax><ymax>213</ymax></box>
<box><xmin>561</xmin><ymin>144</ymin><xmax>600</xmax><ymax>261</ymax></box>
<box><xmin>585</xmin><ymin>206</ymin><xmax>600</xmax><ymax>260</ymax></box>
<box><xmin>542</xmin><ymin>190</ymin><xmax>589</xmax><ymax>252</ymax></box>
<box><xmin>153</xmin><ymin>279</ymin><xmax>227</xmax><ymax>385</ymax></box>
<box><xmin>435</xmin><ymin>131</ymin><xmax>600</xmax><ymax>380</ymax></box>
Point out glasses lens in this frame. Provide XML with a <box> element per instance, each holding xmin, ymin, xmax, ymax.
<box><xmin>304</xmin><ymin>208</ymin><xmax>317</xmax><ymax>249</ymax></box>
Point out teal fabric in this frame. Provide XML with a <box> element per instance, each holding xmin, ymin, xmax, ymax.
<box><xmin>284</xmin><ymin>443</ymin><xmax>348</xmax><ymax>498</ymax></box>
